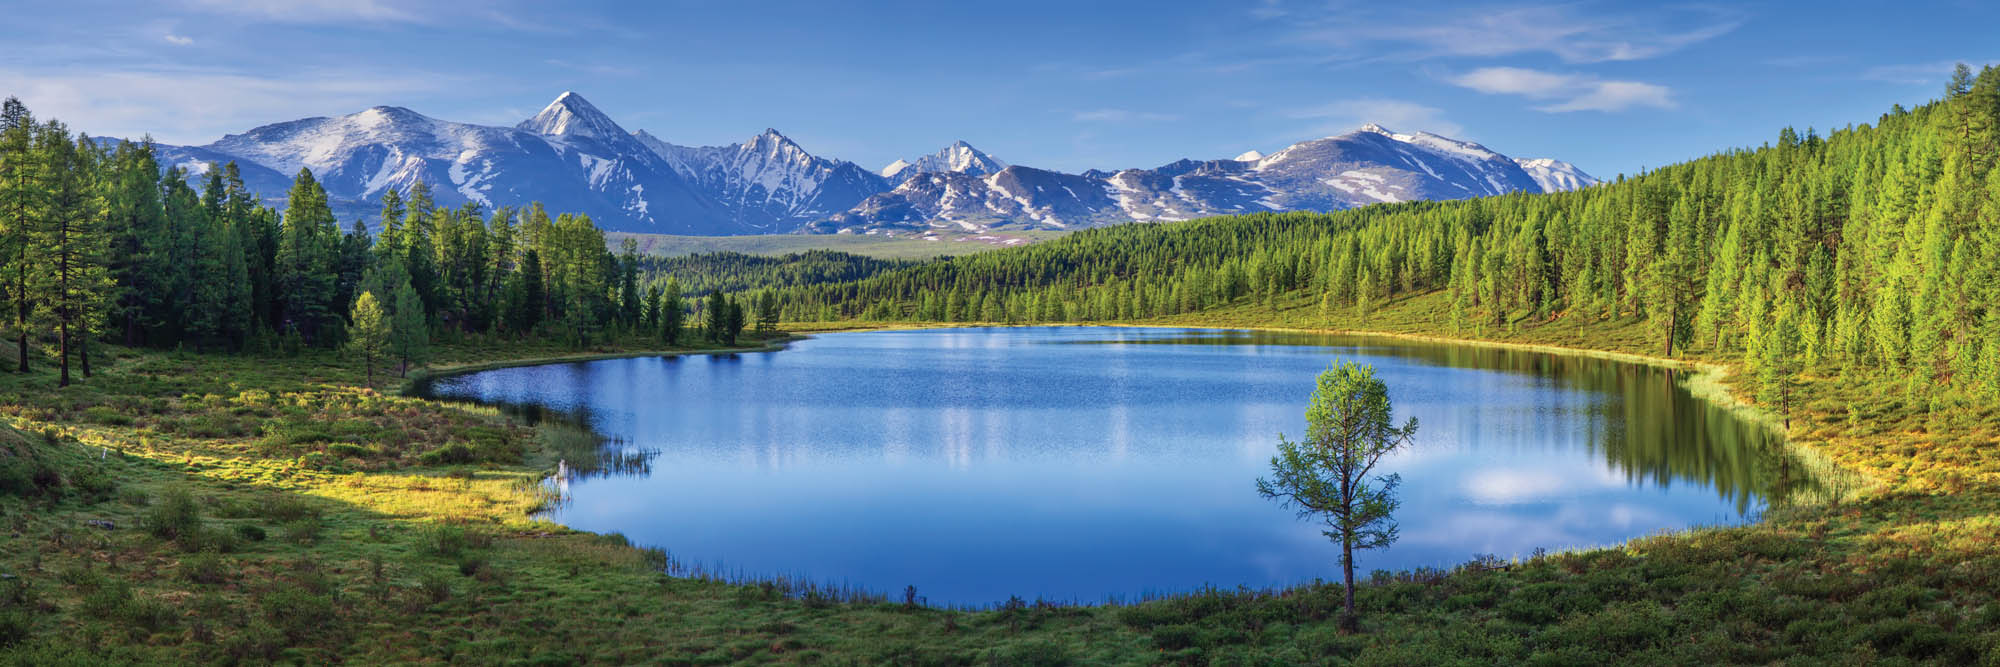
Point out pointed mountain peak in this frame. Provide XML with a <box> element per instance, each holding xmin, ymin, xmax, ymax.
<box><xmin>518</xmin><ymin>91</ymin><xmax>626</xmax><ymax>139</ymax></box>
<box><xmin>1356</xmin><ymin>122</ymin><xmax>1393</xmax><ymax>135</ymax></box>
<box><xmin>880</xmin><ymin>158</ymin><xmax>913</xmax><ymax>179</ymax></box>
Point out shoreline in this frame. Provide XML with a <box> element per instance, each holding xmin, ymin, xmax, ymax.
<box><xmin>785</xmin><ymin>319</ymin><xmax>1871</xmax><ymax>499</ymax></box>
<box><xmin>397</xmin><ymin>334</ymin><xmax>805</xmax><ymax>395</ymax></box>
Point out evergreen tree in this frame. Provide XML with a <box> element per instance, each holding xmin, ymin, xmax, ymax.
<box><xmin>349</xmin><ymin>290</ymin><xmax>389</xmax><ymax>388</ymax></box>
<box><xmin>391</xmin><ymin>279</ymin><xmax>428</xmax><ymax>377</ymax></box>
<box><xmin>0</xmin><ymin>97</ymin><xmax>38</xmax><ymax>372</ymax></box>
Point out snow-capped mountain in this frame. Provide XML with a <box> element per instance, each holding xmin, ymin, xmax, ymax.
<box><xmin>880</xmin><ymin>141</ymin><xmax>1007</xmax><ymax>182</ymax></box>
<box><xmin>818</xmin><ymin>124</ymin><xmax>1597</xmax><ymax>235</ymax></box>
<box><xmin>1514</xmin><ymin>157</ymin><xmax>1600</xmax><ymax>193</ymax></box>
<box><xmin>635</xmin><ymin>128</ymin><xmax>887</xmax><ymax>232</ymax></box>
<box><xmin>106</xmin><ymin>95</ymin><xmax>1594</xmax><ymax>236</ymax></box>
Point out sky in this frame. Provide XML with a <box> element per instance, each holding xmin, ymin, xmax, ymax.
<box><xmin>0</xmin><ymin>0</ymin><xmax>1994</xmax><ymax>180</ymax></box>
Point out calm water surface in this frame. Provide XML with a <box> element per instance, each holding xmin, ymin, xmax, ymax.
<box><xmin>416</xmin><ymin>327</ymin><xmax>1808</xmax><ymax>605</ymax></box>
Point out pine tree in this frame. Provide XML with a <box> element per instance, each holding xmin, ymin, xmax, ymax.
<box><xmin>31</xmin><ymin>124</ymin><xmax>108</xmax><ymax>386</ymax></box>
<box><xmin>391</xmin><ymin>279</ymin><xmax>428</xmax><ymax>377</ymax></box>
<box><xmin>659</xmin><ymin>277</ymin><xmax>684</xmax><ymax>346</ymax></box>
<box><xmin>0</xmin><ymin>97</ymin><xmax>38</xmax><ymax>372</ymax></box>
<box><xmin>349</xmin><ymin>290</ymin><xmax>389</xmax><ymax>388</ymax></box>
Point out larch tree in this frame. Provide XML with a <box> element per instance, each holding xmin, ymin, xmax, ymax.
<box><xmin>349</xmin><ymin>290</ymin><xmax>389</xmax><ymax>388</ymax></box>
<box><xmin>1257</xmin><ymin>361</ymin><xmax>1419</xmax><ymax>632</ymax></box>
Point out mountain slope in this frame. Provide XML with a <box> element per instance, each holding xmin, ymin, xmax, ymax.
<box><xmin>104</xmin><ymin>96</ymin><xmax>1593</xmax><ymax>236</ymax></box>
<box><xmin>819</xmin><ymin>124</ymin><xmax>1596</xmax><ymax>235</ymax></box>
<box><xmin>635</xmin><ymin>128</ymin><xmax>888</xmax><ymax>232</ymax></box>
<box><xmin>880</xmin><ymin>141</ymin><xmax>1007</xmax><ymax>182</ymax></box>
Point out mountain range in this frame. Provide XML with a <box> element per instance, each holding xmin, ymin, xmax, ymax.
<box><xmin>121</xmin><ymin>92</ymin><xmax>1598</xmax><ymax>236</ymax></box>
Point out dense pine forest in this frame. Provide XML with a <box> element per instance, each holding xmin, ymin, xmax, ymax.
<box><xmin>0</xmin><ymin>98</ymin><xmax>766</xmax><ymax>386</ymax></box>
<box><xmin>756</xmin><ymin>65</ymin><xmax>2000</xmax><ymax>415</ymax></box>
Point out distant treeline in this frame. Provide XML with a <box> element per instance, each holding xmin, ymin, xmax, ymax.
<box><xmin>747</xmin><ymin>64</ymin><xmax>2000</xmax><ymax>409</ymax></box>
<box><xmin>0</xmin><ymin>97</ymin><xmax>760</xmax><ymax>385</ymax></box>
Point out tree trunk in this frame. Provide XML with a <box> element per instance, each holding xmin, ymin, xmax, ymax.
<box><xmin>1341</xmin><ymin>536</ymin><xmax>1358</xmax><ymax>633</ymax></box>
<box><xmin>58</xmin><ymin>320</ymin><xmax>70</xmax><ymax>387</ymax></box>
<box><xmin>1662</xmin><ymin>307</ymin><xmax>1678</xmax><ymax>358</ymax></box>
<box><xmin>80</xmin><ymin>333</ymin><xmax>90</xmax><ymax>378</ymax></box>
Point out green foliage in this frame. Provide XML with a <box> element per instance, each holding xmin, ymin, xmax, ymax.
<box><xmin>1258</xmin><ymin>362</ymin><xmax>1418</xmax><ymax>629</ymax></box>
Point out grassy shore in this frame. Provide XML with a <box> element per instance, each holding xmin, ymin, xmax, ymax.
<box><xmin>2</xmin><ymin>292</ymin><xmax>1997</xmax><ymax>664</ymax></box>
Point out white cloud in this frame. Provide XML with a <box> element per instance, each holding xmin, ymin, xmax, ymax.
<box><xmin>1284</xmin><ymin>98</ymin><xmax>1465</xmax><ymax>138</ymax></box>
<box><xmin>1292</xmin><ymin>4</ymin><xmax>1742</xmax><ymax>64</ymax></box>
<box><xmin>1449</xmin><ymin>66</ymin><xmax>1578</xmax><ymax>97</ymax></box>
<box><xmin>1071</xmin><ymin>108</ymin><xmax>1179</xmax><ymax>123</ymax></box>
<box><xmin>163</xmin><ymin>34</ymin><xmax>195</xmax><ymax>46</ymax></box>
<box><xmin>0</xmin><ymin>64</ymin><xmax>458</xmax><ymax>145</ymax></box>
<box><xmin>1537</xmin><ymin>80</ymin><xmax>1672</xmax><ymax>112</ymax></box>
<box><xmin>184</xmin><ymin>0</ymin><xmax>422</xmax><ymax>23</ymax></box>
<box><xmin>1448</xmin><ymin>66</ymin><xmax>1673</xmax><ymax>113</ymax></box>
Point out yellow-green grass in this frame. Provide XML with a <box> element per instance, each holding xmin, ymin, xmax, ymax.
<box><xmin>1</xmin><ymin>290</ymin><xmax>1997</xmax><ymax>663</ymax></box>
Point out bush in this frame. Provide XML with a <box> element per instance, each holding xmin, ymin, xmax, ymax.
<box><xmin>283</xmin><ymin>517</ymin><xmax>325</xmax><ymax>546</ymax></box>
<box><xmin>144</xmin><ymin>488</ymin><xmax>203</xmax><ymax>542</ymax></box>
<box><xmin>418</xmin><ymin>442</ymin><xmax>478</xmax><ymax>466</ymax></box>
<box><xmin>0</xmin><ymin>609</ymin><xmax>28</xmax><ymax>648</ymax></box>
<box><xmin>260</xmin><ymin>586</ymin><xmax>333</xmax><ymax>642</ymax></box>
<box><xmin>423</xmin><ymin>524</ymin><xmax>491</xmax><ymax>560</ymax></box>
<box><xmin>982</xmin><ymin>640</ymin><xmax>1071</xmax><ymax>667</ymax></box>
<box><xmin>235</xmin><ymin>524</ymin><xmax>267</xmax><ymax>542</ymax></box>
<box><xmin>181</xmin><ymin>552</ymin><xmax>228</xmax><ymax>585</ymax></box>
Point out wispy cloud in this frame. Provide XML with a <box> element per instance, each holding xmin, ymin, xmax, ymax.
<box><xmin>1448</xmin><ymin>66</ymin><xmax>1673</xmax><ymax>112</ymax></box>
<box><xmin>185</xmin><ymin>0</ymin><xmax>423</xmax><ymax>23</ymax></box>
<box><xmin>1283</xmin><ymin>98</ymin><xmax>1464</xmax><ymax>138</ymax></box>
<box><xmin>164</xmin><ymin>34</ymin><xmax>195</xmax><ymax>46</ymax></box>
<box><xmin>1291</xmin><ymin>3</ymin><xmax>1742</xmax><ymax>64</ymax></box>
<box><xmin>1071</xmin><ymin>108</ymin><xmax>1179</xmax><ymax>123</ymax></box>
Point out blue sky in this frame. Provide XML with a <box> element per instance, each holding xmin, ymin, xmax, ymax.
<box><xmin>1</xmin><ymin>0</ymin><xmax>1993</xmax><ymax>179</ymax></box>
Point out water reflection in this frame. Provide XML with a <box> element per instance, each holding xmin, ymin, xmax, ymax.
<box><xmin>413</xmin><ymin>327</ymin><xmax>1814</xmax><ymax>605</ymax></box>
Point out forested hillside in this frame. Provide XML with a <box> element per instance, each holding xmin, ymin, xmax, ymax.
<box><xmin>0</xmin><ymin>98</ymin><xmax>762</xmax><ymax>385</ymax></box>
<box><xmin>766</xmin><ymin>65</ymin><xmax>2000</xmax><ymax>409</ymax></box>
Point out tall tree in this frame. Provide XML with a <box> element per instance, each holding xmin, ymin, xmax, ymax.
<box><xmin>391</xmin><ymin>279</ymin><xmax>428</xmax><ymax>377</ymax></box>
<box><xmin>1257</xmin><ymin>362</ymin><xmax>1419</xmax><ymax>632</ymax></box>
<box><xmin>0</xmin><ymin>97</ymin><xmax>37</xmax><ymax>372</ymax></box>
<box><xmin>349</xmin><ymin>290</ymin><xmax>389</xmax><ymax>388</ymax></box>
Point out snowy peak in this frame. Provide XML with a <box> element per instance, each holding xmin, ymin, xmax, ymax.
<box><xmin>884</xmin><ymin>141</ymin><xmax>1007</xmax><ymax>182</ymax></box>
<box><xmin>518</xmin><ymin>91</ymin><xmax>626</xmax><ymax>140</ymax></box>
<box><xmin>1233</xmin><ymin>150</ymin><xmax>1265</xmax><ymax>162</ymax></box>
<box><xmin>1514</xmin><ymin>158</ymin><xmax>1599</xmax><ymax>193</ymax></box>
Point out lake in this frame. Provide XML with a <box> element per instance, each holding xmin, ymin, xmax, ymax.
<box><xmin>413</xmin><ymin>327</ymin><xmax>1808</xmax><ymax>605</ymax></box>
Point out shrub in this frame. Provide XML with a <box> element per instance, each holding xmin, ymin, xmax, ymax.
<box><xmin>0</xmin><ymin>609</ymin><xmax>28</xmax><ymax>648</ymax></box>
<box><xmin>424</xmin><ymin>524</ymin><xmax>490</xmax><ymax>559</ymax></box>
<box><xmin>235</xmin><ymin>524</ymin><xmax>267</xmax><ymax>542</ymax></box>
<box><xmin>420</xmin><ymin>573</ymin><xmax>453</xmax><ymax>605</ymax></box>
<box><xmin>260</xmin><ymin>586</ymin><xmax>333</xmax><ymax>642</ymax></box>
<box><xmin>181</xmin><ymin>551</ymin><xmax>228</xmax><ymax>585</ymax></box>
<box><xmin>283</xmin><ymin>517</ymin><xmax>325</xmax><ymax>546</ymax></box>
<box><xmin>418</xmin><ymin>442</ymin><xmax>477</xmax><ymax>466</ymax></box>
<box><xmin>144</xmin><ymin>488</ymin><xmax>203</xmax><ymax>542</ymax></box>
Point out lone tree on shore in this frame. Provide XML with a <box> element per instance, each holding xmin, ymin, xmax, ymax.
<box><xmin>1257</xmin><ymin>361</ymin><xmax>1418</xmax><ymax>632</ymax></box>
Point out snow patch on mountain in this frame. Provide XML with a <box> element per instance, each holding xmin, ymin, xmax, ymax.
<box><xmin>1514</xmin><ymin>157</ymin><xmax>1600</xmax><ymax>193</ymax></box>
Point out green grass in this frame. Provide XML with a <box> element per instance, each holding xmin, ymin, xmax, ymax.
<box><xmin>2</xmin><ymin>291</ymin><xmax>1998</xmax><ymax>664</ymax></box>
<box><xmin>608</xmin><ymin>229</ymin><xmax>1068</xmax><ymax>260</ymax></box>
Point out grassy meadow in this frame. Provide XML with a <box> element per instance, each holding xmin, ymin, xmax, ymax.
<box><xmin>0</xmin><ymin>292</ymin><xmax>1996</xmax><ymax>664</ymax></box>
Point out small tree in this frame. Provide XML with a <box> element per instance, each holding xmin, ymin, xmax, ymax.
<box><xmin>1257</xmin><ymin>362</ymin><xmax>1418</xmax><ymax>632</ymax></box>
<box><xmin>349</xmin><ymin>290</ymin><xmax>389</xmax><ymax>387</ymax></box>
<box><xmin>391</xmin><ymin>280</ymin><xmax>428</xmax><ymax>377</ymax></box>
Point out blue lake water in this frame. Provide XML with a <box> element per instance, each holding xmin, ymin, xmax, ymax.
<box><xmin>414</xmin><ymin>327</ymin><xmax>1806</xmax><ymax>605</ymax></box>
